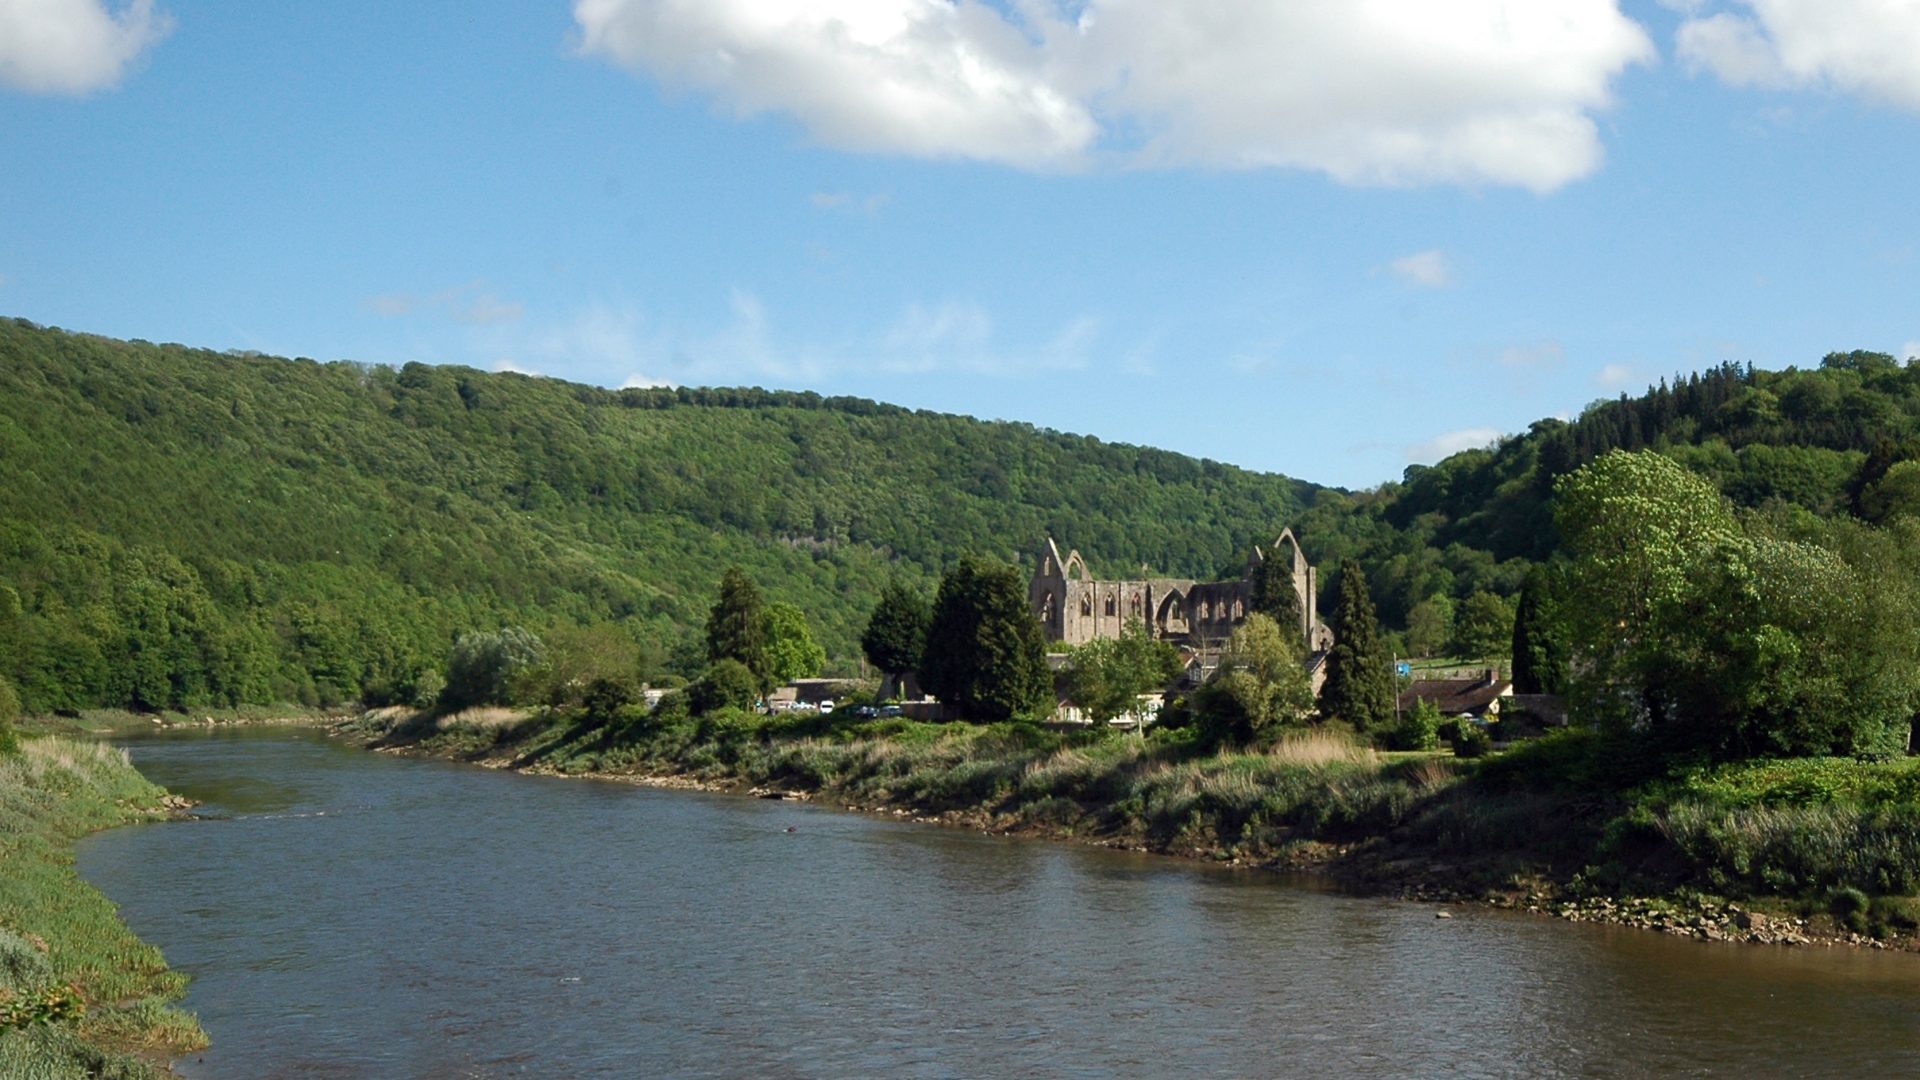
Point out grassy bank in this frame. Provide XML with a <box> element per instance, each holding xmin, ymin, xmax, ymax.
<box><xmin>0</xmin><ymin>737</ymin><xmax>206</xmax><ymax>1078</ymax></box>
<box><xmin>346</xmin><ymin>705</ymin><xmax>1920</xmax><ymax>947</ymax></box>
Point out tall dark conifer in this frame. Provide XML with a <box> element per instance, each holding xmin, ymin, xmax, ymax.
<box><xmin>861</xmin><ymin>579</ymin><xmax>930</xmax><ymax>683</ymax></box>
<box><xmin>1511</xmin><ymin>563</ymin><xmax>1568</xmax><ymax>695</ymax></box>
<box><xmin>705</xmin><ymin>567</ymin><xmax>770</xmax><ymax>689</ymax></box>
<box><xmin>1317</xmin><ymin>559</ymin><xmax>1395</xmax><ymax>735</ymax></box>
<box><xmin>1249</xmin><ymin>555</ymin><xmax>1302</xmax><ymax>640</ymax></box>
<box><xmin>920</xmin><ymin>555</ymin><xmax>1050</xmax><ymax>723</ymax></box>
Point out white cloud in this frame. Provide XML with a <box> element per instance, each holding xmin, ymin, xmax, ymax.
<box><xmin>1497</xmin><ymin>341</ymin><xmax>1565</xmax><ymax>370</ymax></box>
<box><xmin>620</xmin><ymin>372</ymin><xmax>675</xmax><ymax>389</ymax></box>
<box><xmin>811</xmin><ymin>190</ymin><xmax>890</xmax><ymax>213</ymax></box>
<box><xmin>1903</xmin><ymin>340</ymin><xmax>1920</xmax><ymax>364</ymax></box>
<box><xmin>1388</xmin><ymin>250</ymin><xmax>1455</xmax><ymax>289</ymax></box>
<box><xmin>492</xmin><ymin>358</ymin><xmax>545</xmax><ymax>377</ymax></box>
<box><xmin>1406</xmin><ymin>426</ymin><xmax>1504</xmax><ymax>463</ymax></box>
<box><xmin>1596</xmin><ymin>362</ymin><xmax>1640</xmax><ymax>388</ymax></box>
<box><xmin>366</xmin><ymin>282</ymin><xmax>524</xmax><ymax>326</ymax></box>
<box><xmin>0</xmin><ymin>0</ymin><xmax>171</xmax><ymax>95</ymax></box>
<box><xmin>575</xmin><ymin>0</ymin><xmax>1653</xmax><ymax>191</ymax></box>
<box><xmin>1678</xmin><ymin>1</ymin><xmax>1920</xmax><ymax>110</ymax></box>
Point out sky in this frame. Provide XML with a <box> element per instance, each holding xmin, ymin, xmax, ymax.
<box><xmin>2</xmin><ymin>1</ymin><xmax>1918</xmax><ymax>490</ymax></box>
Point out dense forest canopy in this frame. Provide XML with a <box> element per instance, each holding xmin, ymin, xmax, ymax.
<box><xmin>3</xmin><ymin>318</ymin><xmax>1916</xmax><ymax>715</ymax></box>
<box><xmin>0</xmin><ymin>319</ymin><xmax>1320</xmax><ymax>711</ymax></box>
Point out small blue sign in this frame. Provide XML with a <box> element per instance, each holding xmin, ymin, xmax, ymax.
<box><xmin>1395</xmin><ymin>662</ymin><xmax>1411</xmax><ymax>676</ymax></box>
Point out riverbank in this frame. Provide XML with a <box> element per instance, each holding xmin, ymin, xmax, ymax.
<box><xmin>0</xmin><ymin>736</ymin><xmax>207</xmax><ymax>1078</ymax></box>
<box><xmin>339</xmin><ymin>704</ymin><xmax>1920</xmax><ymax>952</ymax></box>
<box><xmin>21</xmin><ymin>705</ymin><xmax>345</xmax><ymax>740</ymax></box>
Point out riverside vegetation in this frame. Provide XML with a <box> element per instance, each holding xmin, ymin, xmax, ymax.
<box><xmin>0</xmin><ymin>709</ymin><xmax>205</xmax><ymax>1078</ymax></box>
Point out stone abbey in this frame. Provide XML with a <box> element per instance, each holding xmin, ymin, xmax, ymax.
<box><xmin>1028</xmin><ymin>528</ymin><xmax>1334</xmax><ymax>658</ymax></box>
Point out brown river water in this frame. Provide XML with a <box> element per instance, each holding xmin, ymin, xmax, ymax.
<box><xmin>77</xmin><ymin>727</ymin><xmax>1920</xmax><ymax>1078</ymax></box>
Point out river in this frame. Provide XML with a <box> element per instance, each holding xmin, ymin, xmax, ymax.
<box><xmin>76</xmin><ymin>727</ymin><xmax>1920</xmax><ymax>1078</ymax></box>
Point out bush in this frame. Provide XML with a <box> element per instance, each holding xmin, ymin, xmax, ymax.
<box><xmin>690</xmin><ymin>659</ymin><xmax>757</xmax><ymax>715</ymax></box>
<box><xmin>1391</xmin><ymin>699</ymin><xmax>1442</xmax><ymax>751</ymax></box>
<box><xmin>0</xmin><ymin>676</ymin><xmax>20</xmax><ymax>758</ymax></box>
<box><xmin>582</xmin><ymin>676</ymin><xmax>637</xmax><ymax>724</ymax></box>
<box><xmin>1443</xmin><ymin>717</ymin><xmax>1491</xmax><ymax>758</ymax></box>
<box><xmin>441</xmin><ymin>628</ymin><xmax>544</xmax><ymax>710</ymax></box>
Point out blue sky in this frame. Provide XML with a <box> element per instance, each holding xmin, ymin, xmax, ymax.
<box><xmin>2</xmin><ymin>1</ymin><xmax>1918</xmax><ymax>490</ymax></box>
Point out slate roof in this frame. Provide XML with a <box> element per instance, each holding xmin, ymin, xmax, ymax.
<box><xmin>1398</xmin><ymin>673</ymin><xmax>1512</xmax><ymax>717</ymax></box>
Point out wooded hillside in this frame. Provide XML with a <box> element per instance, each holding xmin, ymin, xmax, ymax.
<box><xmin>0</xmin><ymin>319</ymin><xmax>1320</xmax><ymax>711</ymax></box>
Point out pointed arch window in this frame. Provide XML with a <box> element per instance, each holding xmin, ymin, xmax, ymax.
<box><xmin>1105</xmin><ymin>595</ymin><xmax>1117</xmax><ymax>616</ymax></box>
<box><xmin>1080</xmin><ymin>595</ymin><xmax>1093</xmax><ymax>617</ymax></box>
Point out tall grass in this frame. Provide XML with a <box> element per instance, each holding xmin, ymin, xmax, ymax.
<box><xmin>0</xmin><ymin>737</ymin><xmax>207</xmax><ymax>1077</ymax></box>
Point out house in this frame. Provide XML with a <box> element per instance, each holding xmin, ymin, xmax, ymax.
<box><xmin>1398</xmin><ymin>668</ymin><xmax>1513</xmax><ymax>719</ymax></box>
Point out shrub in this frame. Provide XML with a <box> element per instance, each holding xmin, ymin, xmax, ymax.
<box><xmin>1391</xmin><ymin>698</ymin><xmax>1442</xmax><ymax>751</ymax></box>
<box><xmin>0</xmin><ymin>675</ymin><xmax>20</xmax><ymax>758</ymax></box>
<box><xmin>581</xmin><ymin>676</ymin><xmax>637</xmax><ymax>724</ymax></box>
<box><xmin>1829</xmin><ymin>885</ymin><xmax>1872</xmax><ymax>934</ymax></box>
<box><xmin>690</xmin><ymin>659</ymin><xmax>757</xmax><ymax>715</ymax></box>
<box><xmin>1444</xmin><ymin>717</ymin><xmax>1491</xmax><ymax>758</ymax></box>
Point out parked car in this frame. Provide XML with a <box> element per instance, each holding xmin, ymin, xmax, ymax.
<box><xmin>851</xmin><ymin>704</ymin><xmax>880</xmax><ymax>719</ymax></box>
<box><xmin>878</xmin><ymin>704</ymin><xmax>904</xmax><ymax>718</ymax></box>
<box><xmin>819</xmin><ymin>700</ymin><xmax>835</xmax><ymax>715</ymax></box>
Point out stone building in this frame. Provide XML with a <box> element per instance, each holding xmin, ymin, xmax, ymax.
<box><xmin>1028</xmin><ymin>529</ymin><xmax>1334</xmax><ymax>657</ymax></box>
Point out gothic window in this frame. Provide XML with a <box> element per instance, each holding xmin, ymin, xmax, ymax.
<box><xmin>1080</xmin><ymin>595</ymin><xmax>1092</xmax><ymax>617</ymax></box>
<box><xmin>1041</xmin><ymin>593</ymin><xmax>1055</xmax><ymax>621</ymax></box>
<box><xmin>1105</xmin><ymin>595</ymin><xmax>1116</xmax><ymax>616</ymax></box>
<box><xmin>1233</xmin><ymin>599</ymin><xmax>1244</xmax><ymax>619</ymax></box>
<box><xmin>1201</xmin><ymin>600</ymin><xmax>1212</xmax><ymax>621</ymax></box>
<box><xmin>1130</xmin><ymin>593</ymin><xmax>1142</xmax><ymax>616</ymax></box>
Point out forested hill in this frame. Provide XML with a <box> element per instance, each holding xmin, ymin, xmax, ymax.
<box><xmin>0</xmin><ymin>318</ymin><xmax>1321</xmax><ymax>712</ymax></box>
<box><xmin>1293</xmin><ymin>349</ymin><xmax>1920</xmax><ymax>631</ymax></box>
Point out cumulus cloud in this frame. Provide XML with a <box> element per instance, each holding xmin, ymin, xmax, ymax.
<box><xmin>0</xmin><ymin>0</ymin><xmax>171</xmax><ymax>95</ymax></box>
<box><xmin>1407</xmin><ymin>426</ymin><xmax>1504</xmax><ymax>463</ymax></box>
<box><xmin>1903</xmin><ymin>340</ymin><xmax>1920</xmax><ymax>364</ymax></box>
<box><xmin>1388</xmin><ymin>250</ymin><xmax>1455</xmax><ymax>289</ymax></box>
<box><xmin>1678</xmin><ymin>1</ymin><xmax>1920</xmax><ymax>110</ymax></box>
<box><xmin>574</xmin><ymin>0</ymin><xmax>1653</xmax><ymax>191</ymax></box>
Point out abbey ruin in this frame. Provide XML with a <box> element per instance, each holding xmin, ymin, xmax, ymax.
<box><xmin>1028</xmin><ymin>528</ymin><xmax>1335</xmax><ymax>657</ymax></box>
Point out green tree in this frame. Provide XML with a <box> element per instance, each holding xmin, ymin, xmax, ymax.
<box><xmin>510</xmin><ymin>622</ymin><xmax>639</xmax><ymax>708</ymax></box>
<box><xmin>705</xmin><ymin>567</ymin><xmax>769</xmax><ymax>688</ymax></box>
<box><xmin>690</xmin><ymin>658</ymin><xmax>758</xmax><ymax>714</ymax></box>
<box><xmin>1556</xmin><ymin>450</ymin><xmax>1919</xmax><ymax>759</ymax></box>
<box><xmin>1248</xmin><ymin>555</ymin><xmax>1302</xmax><ymax>636</ymax></box>
<box><xmin>1860</xmin><ymin>459</ymin><xmax>1920</xmax><ymax>524</ymax></box>
<box><xmin>1511</xmin><ymin>563</ymin><xmax>1569</xmax><ymax>695</ymax></box>
<box><xmin>920</xmin><ymin>555</ymin><xmax>1051</xmax><ymax>723</ymax></box>
<box><xmin>1318</xmin><ymin>559</ymin><xmax>1395</xmax><ymax>736</ymax></box>
<box><xmin>1405</xmin><ymin>594</ymin><xmax>1454</xmax><ymax>658</ymax></box>
<box><xmin>440</xmin><ymin>627</ymin><xmax>544</xmax><ymax>710</ymax></box>
<box><xmin>761</xmin><ymin>601</ymin><xmax>826</xmax><ymax>685</ymax></box>
<box><xmin>1063</xmin><ymin>618</ymin><xmax>1183</xmax><ymax>728</ymax></box>
<box><xmin>1451</xmin><ymin>590</ymin><xmax>1514</xmax><ymax>661</ymax></box>
<box><xmin>1193</xmin><ymin>613</ymin><xmax>1313</xmax><ymax>746</ymax></box>
<box><xmin>861</xmin><ymin>579</ymin><xmax>930</xmax><ymax>684</ymax></box>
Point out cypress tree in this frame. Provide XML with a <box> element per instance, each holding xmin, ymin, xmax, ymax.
<box><xmin>1248</xmin><ymin>554</ymin><xmax>1302</xmax><ymax>639</ymax></box>
<box><xmin>920</xmin><ymin>555</ymin><xmax>1051</xmax><ymax>723</ymax></box>
<box><xmin>1511</xmin><ymin>564</ymin><xmax>1568</xmax><ymax>695</ymax></box>
<box><xmin>1317</xmin><ymin>559</ymin><xmax>1395</xmax><ymax>735</ymax></box>
<box><xmin>861</xmin><ymin>579</ymin><xmax>930</xmax><ymax>683</ymax></box>
<box><xmin>705</xmin><ymin>567</ymin><xmax>769</xmax><ymax>688</ymax></box>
